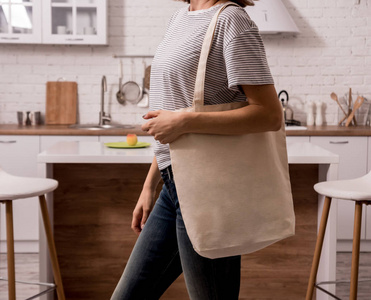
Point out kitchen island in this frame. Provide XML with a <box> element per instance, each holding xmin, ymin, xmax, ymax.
<box><xmin>38</xmin><ymin>140</ymin><xmax>339</xmax><ymax>300</ymax></box>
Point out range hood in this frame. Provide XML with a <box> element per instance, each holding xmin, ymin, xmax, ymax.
<box><xmin>245</xmin><ymin>0</ymin><xmax>300</xmax><ymax>34</ymax></box>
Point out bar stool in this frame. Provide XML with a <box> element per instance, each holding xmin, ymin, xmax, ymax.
<box><xmin>0</xmin><ymin>168</ymin><xmax>65</xmax><ymax>300</ymax></box>
<box><xmin>306</xmin><ymin>171</ymin><xmax>371</xmax><ymax>300</ymax></box>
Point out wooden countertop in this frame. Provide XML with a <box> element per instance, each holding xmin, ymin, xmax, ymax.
<box><xmin>285</xmin><ymin>125</ymin><xmax>371</xmax><ymax>136</ymax></box>
<box><xmin>0</xmin><ymin>124</ymin><xmax>371</xmax><ymax>136</ymax></box>
<box><xmin>0</xmin><ymin>124</ymin><xmax>149</xmax><ymax>136</ymax></box>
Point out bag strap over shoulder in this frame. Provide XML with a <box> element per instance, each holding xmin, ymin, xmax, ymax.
<box><xmin>193</xmin><ymin>1</ymin><xmax>239</xmax><ymax>108</ymax></box>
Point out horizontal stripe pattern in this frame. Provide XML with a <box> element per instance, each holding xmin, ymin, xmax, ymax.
<box><xmin>149</xmin><ymin>4</ymin><xmax>274</xmax><ymax>170</ymax></box>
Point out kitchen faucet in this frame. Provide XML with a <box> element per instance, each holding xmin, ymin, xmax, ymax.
<box><xmin>99</xmin><ymin>75</ymin><xmax>111</xmax><ymax>126</ymax></box>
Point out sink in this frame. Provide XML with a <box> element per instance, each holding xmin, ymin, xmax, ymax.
<box><xmin>69</xmin><ymin>124</ymin><xmax>135</xmax><ymax>130</ymax></box>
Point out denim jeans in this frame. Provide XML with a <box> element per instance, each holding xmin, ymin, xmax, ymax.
<box><xmin>111</xmin><ymin>166</ymin><xmax>241</xmax><ymax>300</ymax></box>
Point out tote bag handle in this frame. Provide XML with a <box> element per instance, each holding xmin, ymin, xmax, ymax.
<box><xmin>193</xmin><ymin>1</ymin><xmax>239</xmax><ymax>109</ymax></box>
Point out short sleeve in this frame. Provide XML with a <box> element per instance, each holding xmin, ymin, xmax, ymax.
<box><xmin>224</xmin><ymin>28</ymin><xmax>274</xmax><ymax>91</ymax></box>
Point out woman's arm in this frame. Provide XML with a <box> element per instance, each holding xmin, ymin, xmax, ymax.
<box><xmin>131</xmin><ymin>156</ymin><xmax>162</xmax><ymax>235</ymax></box>
<box><xmin>142</xmin><ymin>84</ymin><xmax>283</xmax><ymax>144</ymax></box>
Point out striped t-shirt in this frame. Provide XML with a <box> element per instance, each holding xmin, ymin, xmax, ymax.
<box><xmin>149</xmin><ymin>3</ymin><xmax>274</xmax><ymax>171</ymax></box>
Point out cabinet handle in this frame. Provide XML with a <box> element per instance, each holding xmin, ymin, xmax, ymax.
<box><xmin>0</xmin><ymin>140</ymin><xmax>17</xmax><ymax>144</ymax></box>
<box><xmin>65</xmin><ymin>38</ymin><xmax>84</xmax><ymax>41</ymax></box>
<box><xmin>329</xmin><ymin>141</ymin><xmax>349</xmax><ymax>144</ymax></box>
<box><xmin>1</xmin><ymin>37</ymin><xmax>20</xmax><ymax>40</ymax></box>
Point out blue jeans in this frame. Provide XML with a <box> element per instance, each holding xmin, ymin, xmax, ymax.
<box><xmin>111</xmin><ymin>166</ymin><xmax>241</xmax><ymax>300</ymax></box>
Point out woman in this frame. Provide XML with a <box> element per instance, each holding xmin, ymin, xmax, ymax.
<box><xmin>111</xmin><ymin>0</ymin><xmax>282</xmax><ymax>299</ymax></box>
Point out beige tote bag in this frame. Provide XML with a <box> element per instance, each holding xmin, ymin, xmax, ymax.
<box><xmin>169</xmin><ymin>2</ymin><xmax>295</xmax><ymax>259</ymax></box>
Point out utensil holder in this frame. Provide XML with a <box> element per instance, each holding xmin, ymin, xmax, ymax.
<box><xmin>338</xmin><ymin>96</ymin><xmax>368</xmax><ymax>126</ymax></box>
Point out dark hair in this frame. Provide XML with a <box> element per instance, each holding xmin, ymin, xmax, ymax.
<box><xmin>179</xmin><ymin>0</ymin><xmax>255</xmax><ymax>7</ymax></box>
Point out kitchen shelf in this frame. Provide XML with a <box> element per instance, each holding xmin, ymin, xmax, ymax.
<box><xmin>43</xmin><ymin>0</ymin><xmax>107</xmax><ymax>45</ymax></box>
<box><xmin>0</xmin><ymin>0</ymin><xmax>107</xmax><ymax>45</ymax></box>
<box><xmin>0</xmin><ymin>0</ymin><xmax>42</xmax><ymax>43</ymax></box>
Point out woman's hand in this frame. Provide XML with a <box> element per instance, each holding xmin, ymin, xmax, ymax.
<box><xmin>141</xmin><ymin>110</ymin><xmax>187</xmax><ymax>144</ymax></box>
<box><xmin>131</xmin><ymin>187</ymin><xmax>157</xmax><ymax>235</ymax></box>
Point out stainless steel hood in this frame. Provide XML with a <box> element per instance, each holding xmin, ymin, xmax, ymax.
<box><xmin>245</xmin><ymin>0</ymin><xmax>300</xmax><ymax>34</ymax></box>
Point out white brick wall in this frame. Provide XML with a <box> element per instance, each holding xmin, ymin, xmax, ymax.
<box><xmin>0</xmin><ymin>0</ymin><xmax>370</xmax><ymax>126</ymax></box>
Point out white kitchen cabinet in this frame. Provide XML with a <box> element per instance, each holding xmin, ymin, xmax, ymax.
<box><xmin>0</xmin><ymin>0</ymin><xmax>42</xmax><ymax>44</ymax></box>
<box><xmin>42</xmin><ymin>0</ymin><xmax>107</xmax><ymax>45</ymax></box>
<box><xmin>0</xmin><ymin>135</ymin><xmax>40</xmax><ymax>252</ymax></box>
<box><xmin>40</xmin><ymin>135</ymin><xmax>99</xmax><ymax>151</ymax></box>
<box><xmin>310</xmin><ymin>136</ymin><xmax>368</xmax><ymax>243</ymax></box>
<box><xmin>285</xmin><ymin>136</ymin><xmax>310</xmax><ymax>143</ymax></box>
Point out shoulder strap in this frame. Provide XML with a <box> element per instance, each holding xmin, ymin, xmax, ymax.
<box><xmin>193</xmin><ymin>1</ymin><xmax>239</xmax><ymax>108</ymax></box>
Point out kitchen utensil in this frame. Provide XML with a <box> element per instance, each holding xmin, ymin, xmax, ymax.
<box><xmin>339</xmin><ymin>114</ymin><xmax>348</xmax><ymax>126</ymax></box>
<box><xmin>19</xmin><ymin>111</ymin><xmax>41</xmax><ymax>125</ymax></box>
<box><xmin>279</xmin><ymin>90</ymin><xmax>301</xmax><ymax>126</ymax></box>
<box><xmin>366</xmin><ymin>102</ymin><xmax>371</xmax><ymax>126</ymax></box>
<box><xmin>25</xmin><ymin>111</ymin><xmax>32</xmax><ymax>126</ymax></box>
<box><xmin>46</xmin><ymin>81</ymin><xmax>77</xmax><ymax>125</ymax></box>
<box><xmin>345</xmin><ymin>96</ymin><xmax>364</xmax><ymax>127</ymax></box>
<box><xmin>331</xmin><ymin>92</ymin><xmax>347</xmax><ymax>117</ymax></box>
<box><xmin>116</xmin><ymin>60</ymin><xmax>125</xmax><ymax>104</ymax></box>
<box><xmin>137</xmin><ymin>79</ymin><xmax>149</xmax><ymax>108</ymax></box>
<box><xmin>279</xmin><ymin>90</ymin><xmax>293</xmax><ymax>120</ymax></box>
<box><xmin>137</xmin><ymin>62</ymin><xmax>150</xmax><ymax>108</ymax></box>
<box><xmin>121</xmin><ymin>81</ymin><xmax>142</xmax><ymax>103</ymax></box>
<box><xmin>17</xmin><ymin>111</ymin><xmax>25</xmax><ymax>125</ymax></box>
<box><xmin>348</xmin><ymin>88</ymin><xmax>352</xmax><ymax>108</ymax></box>
<box><xmin>104</xmin><ymin>142</ymin><xmax>151</xmax><ymax>149</ymax></box>
<box><xmin>121</xmin><ymin>60</ymin><xmax>143</xmax><ymax>104</ymax></box>
<box><xmin>32</xmin><ymin>111</ymin><xmax>42</xmax><ymax>125</ymax></box>
<box><xmin>349</xmin><ymin>88</ymin><xmax>357</xmax><ymax>126</ymax></box>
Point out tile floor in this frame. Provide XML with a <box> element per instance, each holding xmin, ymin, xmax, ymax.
<box><xmin>0</xmin><ymin>253</ymin><xmax>370</xmax><ymax>299</ymax></box>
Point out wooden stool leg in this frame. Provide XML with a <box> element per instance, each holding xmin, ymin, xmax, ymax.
<box><xmin>349</xmin><ymin>201</ymin><xmax>362</xmax><ymax>300</ymax></box>
<box><xmin>39</xmin><ymin>195</ymin><xmax>66</xmax><ymax>300</ymax></box>
<box><xmin>5</xmin><ymin>201</ymin><xmax>16</xmax><ymax>300</ymax></box>
<box><xmin>305</xmin><ymin>196</ymin><xmax>332</xmax><ymax>300</ymax></box>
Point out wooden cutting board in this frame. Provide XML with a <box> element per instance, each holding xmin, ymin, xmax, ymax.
<box><xmin>46</xmin><ymin>81</ymin><xmax>77</xmax><ymax>125</ymax></box>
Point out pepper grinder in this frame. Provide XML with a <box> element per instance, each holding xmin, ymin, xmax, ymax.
<box><xmin>25</xmin><ymin>111</ymin><xmax>32</xmax><ymax>126</ymax></box>
<box><xmin>306</xmin><ymin>101</ymin><xmax>314</xmax><ymax>126</ymax></box>
<box><xmin>315</xmin><ymin>101</ymin><xmax>323</xmax><ymax>126</ymax></box>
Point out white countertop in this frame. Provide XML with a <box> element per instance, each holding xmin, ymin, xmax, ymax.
<box><xmin>37</xmin><ymin>141</ymin><xmax>339</xmax><ymax>165</ymax></box>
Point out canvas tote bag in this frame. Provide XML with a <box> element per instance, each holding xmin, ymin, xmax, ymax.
<box><xmin>169</xmin><ymin>2</ymin><xmax>295</xmax><ymax>259</ymax></box>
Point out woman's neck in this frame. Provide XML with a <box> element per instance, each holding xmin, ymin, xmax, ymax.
<box><xmin>189</xmin><ymin>0</ymin><xmax>228</xmax><ymax>11</ymax></box>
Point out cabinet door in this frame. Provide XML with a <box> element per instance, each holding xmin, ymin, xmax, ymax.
<box><xmin>311</xmin><ymin>136</ymin><xmax>368</xmax><ymax>240</ymax></box>
<box><xmin>0</xmin><ymin>0</ymin><xmax>42</xmax><ymax>44</ymax></box>
<box><xmin>367</xmin><ymin>137</ymin><xmax>371</xmax><ymax>240</ymax></box>
<box><xmin>285</xmin><ymin>136</ymin><xmax>310</xmax><ymax>144</ymax></box>
<box><xmin>0</xmin><ymin>135</ymin><xmax>40</xmax><ymax>252</ymax></box>
<box><xmin>42</xmin><ymin>0</ymin><xmax>107</xmax><ymax>45</ymax></box>
<box><xmin>40</xmin><ymin>135</ymin><xmax>99</xmax><ymax>152</ymax></box>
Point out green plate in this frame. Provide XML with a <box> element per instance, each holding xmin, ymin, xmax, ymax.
<box><xmin>104</xmin><ymin>142</ymin><xmax>151</xmax><ymax>149</ymax></box>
